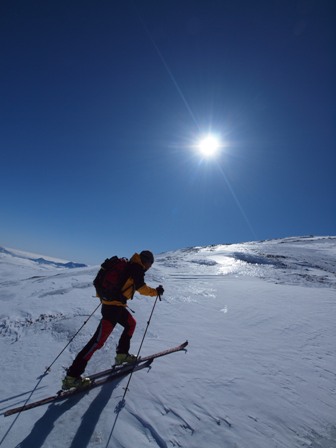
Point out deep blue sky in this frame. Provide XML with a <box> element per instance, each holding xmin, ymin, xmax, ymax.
<box><xmin>1</xmin><ymin>1</ymin><xmax>335</xmax><ymax>264</ymax></box>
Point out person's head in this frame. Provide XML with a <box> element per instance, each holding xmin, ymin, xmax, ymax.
<box><xmin>140</xmin><ymin>250</ymin><xmax>154</xmax><ymax>270</ymax></box>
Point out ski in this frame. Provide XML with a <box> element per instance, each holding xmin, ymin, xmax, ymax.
<box><xmin>4</xmin><ymin>340</ymin><xmax>188</xmax><ymax>417</ymax></box>
<box><xmin>4</xmin><ymin>360</ymin><xmax>152</xmax><ymax>417</ymax></box>
<box><xmin>89</xmin><ymin>340</ymin><xmax>188</xmax><ymax>381</ymax></box>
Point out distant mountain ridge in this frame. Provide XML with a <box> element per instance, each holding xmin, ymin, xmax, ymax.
<box><xmin>0</xmin><ymin>246</ymin><xmax>87</xmax><ymax>269</ymax></box>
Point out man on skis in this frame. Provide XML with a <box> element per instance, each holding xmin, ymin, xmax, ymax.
<box><xmin>62</xmin><ymin>250</ymin><xmax>164</xmax><ymax>390</ymax></box>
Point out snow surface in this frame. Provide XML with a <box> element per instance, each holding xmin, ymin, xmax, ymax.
<box><xmin>0</xmin><ymin>236</ymin><xmax>335</xmax><ymax>448</ymax></box>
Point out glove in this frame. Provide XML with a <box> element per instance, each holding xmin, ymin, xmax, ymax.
<box><xmin>156</xmin><ymin>285</ymin><xmax>164</xmax><ymax>296</ymax></box>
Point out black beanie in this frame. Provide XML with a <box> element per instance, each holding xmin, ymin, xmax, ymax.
<box><xmin>140</xmin><ymin>250</ymin><xmax>154</xmax><ymax>265</ymax></box>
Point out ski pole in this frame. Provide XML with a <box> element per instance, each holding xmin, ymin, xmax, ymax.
<box><xmin>121</xmin><ymin>293</ymin><xmax>161</xmax><ymax>400</ymax></box>
<box><xmin>42</xmin><ymin>302</ymin><xmax>101</xmax><ymax>375</ymax></box>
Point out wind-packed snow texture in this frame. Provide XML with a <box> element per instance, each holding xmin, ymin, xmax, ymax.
<box><xmin>0</xmin><ymin>236</ymin><xmax>335</xmax><ymax>448</ymax></box>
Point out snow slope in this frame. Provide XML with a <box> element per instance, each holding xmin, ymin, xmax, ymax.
<box><xmin>0</xmin><ymin>236</ymin><xmax>335</xmax><ymax>448</ymax></box>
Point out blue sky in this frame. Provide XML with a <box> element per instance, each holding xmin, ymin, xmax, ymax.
<box><xmin>1</xmin><ymin>1</ymin><xmax>335</xmax><ymax>264</ymax></box>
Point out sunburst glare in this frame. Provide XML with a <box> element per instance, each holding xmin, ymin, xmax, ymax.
<box><xmin>197</xmin><ymin>135</ymin><xmax>222</xmax><ymax>158</ymax></box>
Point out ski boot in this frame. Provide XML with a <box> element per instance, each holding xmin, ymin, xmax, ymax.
<box><xmin>114</xmin><ymin>353</ymin><xmax>137</xmax><ymax>366</ymax></box>
<box><xmin>62</xmin><ymin>375</ymin><xmax>91</xmax><ymax>391</ymax></box>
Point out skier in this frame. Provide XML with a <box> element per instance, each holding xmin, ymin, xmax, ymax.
<box><xmin>62</xmin><ymin>250</ymin><xmax>164</xmax><ymax>390</ymax></box>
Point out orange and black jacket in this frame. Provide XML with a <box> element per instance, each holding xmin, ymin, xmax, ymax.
<box><xmin>100</xmin><ymin>253</ymin><xmax>157</xmax><ymax>306</ymax></box>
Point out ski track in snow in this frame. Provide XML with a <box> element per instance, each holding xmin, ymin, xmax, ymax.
<box><xmin>0</xmin><ymin>236</ymin><xmax>335</xmax><ymax>448</ymax></box>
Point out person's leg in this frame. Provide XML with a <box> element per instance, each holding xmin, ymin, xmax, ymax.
<box><xmin>67</xmin><ymin>318</ymin><xmax>114</xmax><ymax>377</ymax></box>
<box><xmin>116</xmin><ymin>308</ymin><xmax>136</xmax><ymax>354</ymax></box>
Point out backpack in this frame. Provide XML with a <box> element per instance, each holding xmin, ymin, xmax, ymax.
<box><xmin>93</xmin><ymin>256</ymin><xmax>130</xmax><ymax>302</ymax></box>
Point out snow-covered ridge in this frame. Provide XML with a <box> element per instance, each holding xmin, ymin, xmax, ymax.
<box><xmin>157</xmin><ymin>235</ymin><xmax>336</xmax><ymax>288</ymax></box>
<box><xmin>0</xmin><ymin>246</ymin><xmax>87</xmax><ymax>269</ymax></box>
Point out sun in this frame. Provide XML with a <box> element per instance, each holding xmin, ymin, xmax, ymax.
<box><xmin>197</xmin><ymin>135</ymin><xmax>221</xmax><ymax>158</ymax></box>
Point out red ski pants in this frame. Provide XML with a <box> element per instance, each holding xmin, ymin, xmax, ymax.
<box><xmin>67</xmin><ymin>305</ymin><xmax>136</xmax><ymax>377</ymax></box>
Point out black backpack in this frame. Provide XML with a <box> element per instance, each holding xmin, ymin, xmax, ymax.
<box><xmin>93</xmin><ymin>256</ymin><xmax>130</xmax><ymax>302</ymax></box>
